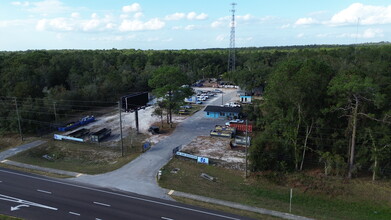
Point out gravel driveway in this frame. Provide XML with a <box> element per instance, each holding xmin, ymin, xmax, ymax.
<box><xmin>72</xmin><ymin>89</ymin><xmax>238</xmax><ymax>200</ymax></box>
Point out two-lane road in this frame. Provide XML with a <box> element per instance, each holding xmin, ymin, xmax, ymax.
<box><xmin>0</xmin><ymin>168</ymin><xmax>252</xmax><ymax>220</ymax></box>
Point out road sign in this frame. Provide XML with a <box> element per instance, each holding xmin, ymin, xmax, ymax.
<box><xmin>197</xmin><ymin>157</ymin><xmax>209</xmax><ymax>164</ymax></box>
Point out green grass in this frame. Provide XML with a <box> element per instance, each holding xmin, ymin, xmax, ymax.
<box><xmin>9</xmin><ymin>133</ymin><xmax>146</xmax><ymax>175</ymax></box>
<box><xmin>172</xmin><ymin>196</ymin><xmax>282</xmax><ymax>220</ymax></box>
<box><xmin>0</xmin><ymin>135</ymin><xmax>38</xmax><ymax>153</ymax></box>
<box><xmin>0</xmin><ymin>163</ymin><xmax>73</xmax><ymax>178</ymax></box>
<box><xmin>0</xmin><ymin>214</ymin><xmax>22</xmax><ymax>220</ymax></box>
<box><xmin>159</xmin><ymin>158</ymin><xmax>391</xmax><ymax>220</ymax></box>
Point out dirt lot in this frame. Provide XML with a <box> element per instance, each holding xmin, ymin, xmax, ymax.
<box><xmin>58</xmin><ymin>105</ymin><xmax>189</xmax><ymax>146</ymax></box>
<box><xmin>181</xmin><ymin>136</ymin><xmax>246</xmax><ymax>170</ymax></box>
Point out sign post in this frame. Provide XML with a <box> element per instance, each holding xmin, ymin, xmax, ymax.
<box><xmin>290</xmin><ymin>188</ymin><xmax>293</xmax><ymax>213</ymax></box>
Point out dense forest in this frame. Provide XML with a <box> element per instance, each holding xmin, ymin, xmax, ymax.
<box><xmin>1</xmin><ymin>44</ymin><xmax>390</xmax><ymax>179</ymax></box>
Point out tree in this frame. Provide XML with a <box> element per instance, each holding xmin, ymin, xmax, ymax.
<box><xmin>327</xmin><ymin>69</ymin><xmax>384</xmax><ymax>179</ymax></box>
<box><xmin>258</xmin><ymin>58</ymin><xmax>333</xmax><ymax>171</ymax></box>
<box><xmin>148</xmin><ymin>66</ymin><xmax>193</xmax><ymax>127</ymax></box>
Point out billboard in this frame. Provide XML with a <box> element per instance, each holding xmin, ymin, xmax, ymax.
<box><xmin>121</xmin><ymin>92</ymin><xmax>149</xmax><ymax>111</ymax></box>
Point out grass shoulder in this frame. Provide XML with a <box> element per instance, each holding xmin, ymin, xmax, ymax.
<box><xmin>159</xmin><ymin>158</ymin><xmax>391</xmax><ymax>220</ymax></box>
<box><xmin>0</xmin><ymin>214</ymin><xmax>23</xmax><ymax>220</ymax></box>
<box><xmin>172</xmin><ymin>196</ymin><xmax>282</xmax><ymax>220</ymax></box>
<box><xmin>8</xmin><ymin>133</ymin><xmax>146</xmax><ymax>175</ymax></box>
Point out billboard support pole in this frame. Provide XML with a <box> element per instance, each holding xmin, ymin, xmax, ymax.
<box><xmin>135</xmin><ymin>109</ymin><xmax>139</xmax><ymax>133</ymax></box>
<box><xmin>118</xmin><ymin>101</ymin><xmax>124</xmax><ymax>157</ymax></box>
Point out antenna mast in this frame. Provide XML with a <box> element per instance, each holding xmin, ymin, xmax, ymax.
<box><xmin>228</xmin><ymin>2</ymin><xmax>236</xmax><ymax>73</ymax></box>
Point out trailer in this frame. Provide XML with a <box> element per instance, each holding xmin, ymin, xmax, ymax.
<box><xmin>68</xmin><ymin>128</ymin><xmax>90</xmax><ymax>138</ymax></box>
<box><xmin>90</xmin><ymin>128</ymin><xmax>111</xmax><ymax>143</ymax></box>
<box><xmin>58</xmin><ymin>115</ymin><xmax>95</xmax><ymax>132</ymax></box>
<box><xmin>214</xmin><ymin>125</ymin><xmax>236</xmax><ymax>135</ymax></box>
<box><xmin>210</xmin><ymin>130</ymin><xmax>234</xmax><ymax>138</ymax></box>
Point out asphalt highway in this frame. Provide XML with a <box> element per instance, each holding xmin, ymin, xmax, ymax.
<box><xmin>0</xmin><ymin>168</ymin><xmax>253</xmax><ymax>220</ymax></box>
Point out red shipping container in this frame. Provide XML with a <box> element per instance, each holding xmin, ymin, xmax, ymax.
<box><xmin>229</xmin><ymin>123</ymin><xmax>252</xmax><ymax>132</ymax></box>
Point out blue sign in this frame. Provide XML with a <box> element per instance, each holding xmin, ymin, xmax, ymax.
<box><xmin>197</xmin><ymin>157</ymin><xmax>209</xmax><ymax>164</ymax></box>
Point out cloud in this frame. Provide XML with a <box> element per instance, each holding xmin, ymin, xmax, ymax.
<box><xmin>122</xmin><ymin>3</ymin><xmax>141</xmax><ymax>13</ymax></box>
<box><xmin>27</xmin><ymin>0</ymin><xmax>69</xmax><ymax>15</ymax></box>
<box><xmin>171</xmin><ymin>26</ymin><xmax>182</xmax><ymax>30</ymax></box>
<box><xmin>336</xmin><ymin>28</ymin><xmax>384</xmax><ymax>39</ymax></box>
<box><xmin>0</xmin><ymin>19</ymin><xmax>35</xmax><ymax>28</ymax></box>
<box><xmin>211</xmin><ymin>14</ymin><xmax>264</xmax><ymax>29</ymax></box>
<box><xmin>71</xmin><ymin>12</ymin><xmax>80</xmax><ymax>19</ymax></box>
<box><xmin>195</xmin><ymin>13</ymin><xmax>208</xmax><ymax>20</ymax></box>
<box><xmin>166</xmin><ymin>12</ymin><xmax>208</xmax><ymax>21</ymax></box>
<box><xmin>295</xmin><ymin>17</ymin><xmax>318</xmax><ymax>26</ymax></box>
<box><xmin>297</xmin><ymin>33</ymin><xmax>305</xmax><ymax>38</ymax></box>
<box><xmin>36</xmin><ymin>17</ymin><xmax>73</xmax><ymax>31</ymax></box>
<box><xmin>36</xmin><ymin>13</ymin><xmax>116</xmax><ymax>32</ymax></box>
<box><xmin>237</xmin><ymin>14</ymin><xmax>253</xmax><ymax>21</ymax></box>
<box><xmin>184</xmin><ymin>25</ymin><xmax>195</xmax><ymax>30</ymax></box>
<box><xmin>90</xmin><ymin>35</ymin><xmax>136</xmax><ymax>42</ymax></box>
<box><xmin>11</xmin><ymin>1</ymin><xmax>30</xmax><ymax>7</ymax></box>
<box><xmin>328</xmin><ymin>3</ymin><xmax>391</xmax><ymax>26</ymax></box>
<box><xmin>165</xmin><ymin>13</ymin><xmax>186</xmax><ymax>21</ymax></box>
<box><xmin>216</xmin><ymin>34</ymin><xmax>226</xmax><ymax>42</ymax></box>
<box><xmin>211</xmin><ymin>21</ymin><xmax>224</xmax><ymax>28</ymax></box>
<box><xmin>134</xmin><ymin>12</ymin><xmax>143</xmax><ymax>19</ymax></box>
<box><xmin>119</xmin><ymin>18</ymin><xmax>165</xmax><ymax>31</ymax></box>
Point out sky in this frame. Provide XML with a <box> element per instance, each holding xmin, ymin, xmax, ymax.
<box><xmin>0</xmin><ymin>0</ymin><xmax>390</xmax><ymax>51</ymax></box>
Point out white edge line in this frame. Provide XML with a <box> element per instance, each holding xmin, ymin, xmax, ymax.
<box><xmin>37</xmin><ymin>189</ymin><xmax>52</xmax><ymax>194</ymax></box>
<box><xmin>0</xmin><ymin>170</ymin><xmax>240</xmax><ymax>220</ymax></box>
<box><xmin>161</xmin><ymin>217</ymin><xmax>174</xmax><ymax>220</ymax></box>
<box><xmin>93</xmin><ymin>201</ymin><xmax>111</xmax><ymax>207</ymax></box>
<box><xmin>69</xmin><ymin>211</ymin><xmax>80</xmax><ymax>216</ymax></box>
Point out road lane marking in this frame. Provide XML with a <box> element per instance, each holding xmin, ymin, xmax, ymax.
<box><xmin>0</xmin><ymin>193</ymin><xmax>58</xmax><ymax>211</ymax></box>
<box><xmin>11</xmin><ymin>204</ymin><xmax>29</xmax><ymax>211</ymax></box>
<box><xmin>95</xmin><ymin>218</ymin><xmax>103</xmax><ymax>220</ymax></box>
<box><xmin>37</xmin><ymin>189</ymin><xmax>52</xmax><ymax>194</ymax></box>
<box><xmin>93</xmin><ymin>201</ymin><xmax>111</xmax><ymax>207</ymax></box>
<box><xmin>0</xmin><ymin>170</ymin><xmax>240</xmax><ymax>220</ymax></box>
<box><xmin>69</xmin><ymin>212</ymin><xmax>80</xmax><ymax>216</ymax></box>
<box><xmin>161</xmin><ymin>217</ymin><xmax>174</xmax><ymax>220</ymax></box>
<box><xmin>76</xmin><ymin>173</ymin><xmax>83</xmax><ymax>177</ymax></box>
<box><xmin>1</xmin><ymin>160</ymin><xmax>8</xmax><ymax>163</ymax></box>
<box><xmin>168</xmin><ymin>190</ymin><xmax>174</xmax><ymax>195</ymax></box>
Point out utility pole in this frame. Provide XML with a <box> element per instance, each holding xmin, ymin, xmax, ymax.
<box><xmin>53</xmin><ymin>101</ymin><xmax>58</xmax><ymax>124</ymax></box>
<box><xmin>14</xmin><ymin>97</ymin><xmax>23</xmax><ymax>141</ymax></box>
<box><xmin>245</xmin><ymin>119</ymin><xmax>248</xmax><ymax>178</ymax></box>
<box><xmin>118</xmin><ymin>101</ymin><xmax>124</xmax><ymax>157</ymax></box>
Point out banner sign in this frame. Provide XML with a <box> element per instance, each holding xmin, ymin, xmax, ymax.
<box><xmin>54</xmin><ymin>134</ymin><xmax>84</xmax><ymax>142</ymax></box>
<box><xmin>175</xmin><ymin>151</ymin><xmax>197</xmax><ymax>160</ymax></box>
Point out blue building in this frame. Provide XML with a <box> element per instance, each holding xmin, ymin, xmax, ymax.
<box><xmin>240</xmin><ymin>95</ymin><xmax>252</xmax><ymax>103</ymax></box>
<box><xmin>204</xmin><ymin>105</ymin><xmax>242</xmax><ymax>119</ymax></box>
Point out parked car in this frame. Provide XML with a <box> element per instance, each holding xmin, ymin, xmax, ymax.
<box><xmin>148</xmin><ymin>126</ymin><xmax>160</xmax><ymax>134</ymax></box>
<box><xmin>225</xmin><ymin>119</ymin><xmax>244</xmax><ymax>126</ymax></box>
<box><xmin>180</xmin><ymin>105</ymin><xmax>192</xmax><ymax>109</ymax></box>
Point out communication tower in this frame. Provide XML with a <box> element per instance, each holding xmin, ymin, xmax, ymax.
<box><xmin>228</xmin><ymin>2</ymin><xmax>236</xmax><ymax>72</ymax></box>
